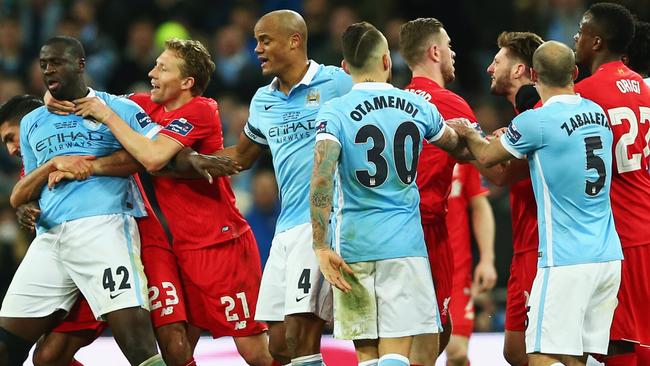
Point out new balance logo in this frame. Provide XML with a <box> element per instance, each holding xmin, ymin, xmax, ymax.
<box><xmin>161</xmin><ymin>307</ymin><xmax>174</xmax><ymax>317</ymax></box>
<box><xmin>235</xmin><ymin>320</ymin><xmax>247</xmax><ymax>330</ymax></box>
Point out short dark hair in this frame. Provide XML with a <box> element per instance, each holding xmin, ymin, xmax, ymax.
<box><xmin>497</xmin><ymin>31</ymin><xmax>544</xmax><ymax>68</ymax></box>
<box><xmin>43</xmin><ymin>36</ymin><xmax>86</xmax><ymax>60</ymax></box>
<box><xmin>587</xmin><ymin>2</ymin><xmax>634</xmax><ymax>55</ymax></box>
<box><xmin>626</xmin><ymin>20</ymin><xmax>650</xmax><ymax>77</ymax></box>
<box><xmin>341</xmin><ymin>22</ymin><xmax>385</xmax><ymax>70</ymax></box>
<box><xmin>164</xmin><ymin>38</ymin><xmax>215</xmax><ymax>96</ymax></box>
<box><xmin>399</xmin><ymin>18</ymin><xmax>444</xmax><ymax>67</ymax></box>
<box><xmin>0</xmin><ymin>95</ymin><xmax>43</xmax><ymax>126</ymax></box>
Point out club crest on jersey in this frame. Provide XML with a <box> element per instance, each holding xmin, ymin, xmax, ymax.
<box><xmin>135</xmin><ymin>112</ymin><xmax>152</xmax><ymax>128</ymax></box>
<box><xmin>306</xmin><ymin>88</ymin><xmax>320</xmax><ymax>107</ymax></box>
<box><xmin>315</xmin><ymin>120</ymin><xmax>327</xmax><ymax>133</ymax></box>
<box><xmin>506</xmin><ymin>124</ymin><xmax>522</xmax><ymax>144</ymax></box>
<box><xmin>82</xmin><ymin>118</ymin><xmax>102</xmax><ymax>131</ymax></box>
<box><xmin>165</xmin><ymin>118</ymin><xmax>194</xmax><ymax>136</ymax></box>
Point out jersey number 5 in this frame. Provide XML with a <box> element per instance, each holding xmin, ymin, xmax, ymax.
<box><xmin>585</xmin><ymin>136</ymin><xmax>606</xmax><ymax>196</ymax></box>
<box><xmin>355</xmin><ymin>121</ymin><xmax>421</xmax><ymax>188</ymax></box>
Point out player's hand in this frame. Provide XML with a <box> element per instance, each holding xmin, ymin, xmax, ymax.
<box><xmin>44</xmin><ymin>90</ymin><xmax>75</xmax><ymax>115</ymax></box>
<box><xmin>491</xmin><ymin>127</ymin><xmax>508</xmax><ymax>139</ymax></box>
<box><xmin>47</xmin><ymin>170</ymin><xmax>76</xmax><ymax>189</ymax></box>
<box><xmin>447</xmin><ymin>118</ymin><xmax>476</xmax><ymax>138</ymax></box>
<box><xmin>73</xmin><ymin>97</ymin><xmax>114</xmax><ymax>123</ymax></box>
<box><xmin>314</xmin><ymin>247</ymin><xmax>354</xmax><ymax>293</ymax></box>
<box><xmin>473</xmin><ymin>259</ymin><xmax>497</xmax><ymax>294</ymax></box>
<box><xmin>16</xmin><ymin>201</ymin><xmax>40</xmax><ymax>232</ymax></box>
<box><xmin>188</xmin><ymin>153</ymin><xmax>242</xmax><ymax>183</ymax></box>
<box><xmin>50</xmin><ymin>155</ymin><xmax>95</xmax><ymax>180</ymax></box>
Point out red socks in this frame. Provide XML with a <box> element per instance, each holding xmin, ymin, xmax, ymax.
<box><xmin>69</xmin><ymin>360</ymin><xmax>84</xmax><ymax>366</ymax></box>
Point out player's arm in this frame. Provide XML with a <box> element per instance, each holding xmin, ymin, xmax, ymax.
<box><xmin>74</xmin><ymin>96</ymin><xmax>180</xmax><ymax>172</ymax></box>
<box><xmin>448</xmin><ymin>121</ymin><xmax>515</xmax><ymax>167</ymax></box>
<box><xmin>310</xmin><ymin>138</ymin><xmax>353</xmax><ymax>292</ymax></box>
<box><xmin>10</xmin><ymin>155</ymin><xmax>95</xmax><ymax>208</ymax></box>
<box><xmin>170</xmin><ymin>132</ymin><xmax>262</xmax><ymax>180</ymax></box>
<box><xmin>469</xmin><ymin>193</ymin><xmax>497</xmax><ymax>292</ymax></box>
<box><xmin>474</xmin><ymin>128</ymin><xmax>529</xmax><ymax>186</ymax></box>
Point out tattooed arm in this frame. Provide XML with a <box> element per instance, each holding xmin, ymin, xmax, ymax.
<box><xmin>310</xmin><ymin>139</ymin><xmax>353</xmax><ymax>292</ymax></box>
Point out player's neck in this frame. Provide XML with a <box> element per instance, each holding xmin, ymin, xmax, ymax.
<box><xmin>508</xmin><ymin>80</ymin><xmax>533</xmax><ymax>107</ymax></box>
<box><xmin>164</xmin><ymin>92</ymin><xmax>194</xmax><ymax>111</ymax></box>
<box><xmin>277</xmin><ymin>59</ymin><xmax>310</xmax><ymax>95</ymax></box>
<box><xmin>537</xmin><ymin>83</ymin><xmax>575</xmax><ymax>104</ymax></box>
<box><xmin>351</xmin><ymin>72</ymin><xmax>389</xmax><ymax>84</ymax></box>
<box><xmin>410</xmin><ymin>64</ymin><xmax>445</xmax><ymax>88</ymax></box>
<box><xmin>590</xmin><ymin>53</ymin><xmax>622</xmax><ymax>74</ymax></box>
<box><xmin>61</xmin><ymin>82</ymin><xmax>89</xmax><ymax>101</ymax></box>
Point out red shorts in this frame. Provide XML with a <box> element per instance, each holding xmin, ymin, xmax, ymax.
<box><xmin>449</xmin><ymin>264</ymin><xmax>474</xmax><ymax>338</ymax></box>
<box><xmin>504</xmin><ymin>249</ymin><xmax>538</xmax><ymax>332</ymax></box>
<box><xmin>142</xmin><ymin>241</ymin><xmax>188</xmax><ymax>328</ymax></box>
<box><xmin>610</xmin><ymin>244</ymin><xmax>650</xmax><ymax>346</ymax></box>
<box><xmin>52</xmin><ymin>297</ymin><xmax>107</xmax><ymax>337</ymax></box>
<box><xmin>423</xmin><ymin>220</ymin><xmax>453</xmax><ymax>326</ymax></box>
<box><xmin>175</xmin><ymin>229</ymin><xmax>267</xmax><ymax>338</ymax></box>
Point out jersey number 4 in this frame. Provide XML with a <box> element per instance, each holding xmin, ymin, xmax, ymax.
<box><xmin>607</xmin><ymin>106</ymin><xmax>650</xmax><ymax>173</ymax></box>
<box><xmin>355</xmin><ymin>121</ymin><xmax>421</xmax><ymax>188</ymax></box>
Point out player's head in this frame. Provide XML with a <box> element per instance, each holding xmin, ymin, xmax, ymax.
<box><xmin>487</xmin><ymin>31</ymin><xmax>543</xmax><ymax>96</ymax></box>
<box><xmin>148</xmin><ymin>38</ymin><xmax>215</xmax><ymax>105</ymax></box>
<box><xmin>531</xmin><ymin>41</ymin><xmax>578</xmax><ymax>89</ymax></box>
<box><xmin>399</xmin><ymin>18</ymin><xmax>456</xmax><ymax>84</ymax></box>
<box><xmin>39</xmin><ymin>36</ymin><xmax>86</xmax><ymax>100</ymax></box>
<box><xmin>0</xmin><ymin>95</ymin><xmax>43</xmax><ymax>157</ymax></box>
<box><xmin>341</xmin><ymin>22</ymin><xmax>391</xmax><ymax>82</ymax></box>
<box><xmin>574</xmin><ymin>3</ymin><xmax>634</xmax><ymax>67</ymax></box>
<box><xmin>254</xmin><ymin>10</ymin><xmax>308</xmax><ymax>78</ymax></box>
<box><xmin>623</xmin><ymin>20</ymin><xmax>650</xmax><ymax>77</ymax></box>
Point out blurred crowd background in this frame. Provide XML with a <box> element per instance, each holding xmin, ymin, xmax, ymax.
<box><xmin>1</xmin><ymin>0</ymin><xmax>649</xmax><ymax>334</ymax></box>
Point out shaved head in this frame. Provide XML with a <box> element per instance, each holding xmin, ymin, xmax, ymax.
<box><xmin>533</xmin><ymin>41</ymin><xmax>576</xmax><ymax>87</ymax></box>
<box><xmin>258</xmin><ymin>10</ymin><xmax>308</xmax><ymax>46</ymax></box>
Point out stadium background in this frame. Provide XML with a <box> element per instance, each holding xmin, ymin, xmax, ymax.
<box><xmin>0</xmin><ymin>0</ymin><xmax>648</xmax><ymax>364</ymax></box>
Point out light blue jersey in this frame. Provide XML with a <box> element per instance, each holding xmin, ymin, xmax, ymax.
<box><xmin>500</xmin><ymin>94</ymin><xmax>623</xmax><ymax>267</ymax></box>
<box><xmin>315</xmin><ymin>82</ymin><xmax>446</xmax><ymax>263</ymax></box>
<box><xmin>20</xmin><ymin>89</ymin><xmax>161</xmax><ymax>232</ymax></box>
<box><xmin>244</xmin><ymin>61</ymin><xmax>352</xmax><ymax>233</ymax></box>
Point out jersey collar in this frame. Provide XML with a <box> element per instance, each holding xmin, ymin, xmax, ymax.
<box><xmin>410</xmin><ymin>76</ymin><xmax>442</xmax><ymax>90</ymax></box>
<box><xmin>544</xmin><ymin>93</ymin><xmax>581</xmax><ymax>106</ymax></box>
<box><xmin>269</xmin><ymin>60</ymin><xmax>320</xmax><ymax>92</ymax></box>
<box><xmin>596</xmin><ymin>60</ymin><xmax>625</xmax><ymax>74</ymax></box>
<box><xmin>352</xmin><ymin>82</ymin><xmax>394</xmax><ymax>90</ymax></box>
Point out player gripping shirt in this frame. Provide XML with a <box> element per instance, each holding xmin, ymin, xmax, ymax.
<box><xmin>1</xmin><ymin>89</ymin><xmax>159</xmax><ymax>320</ymax></box>
<box><xmin>315</xmin><ymin>82</ymin><xmax>445</xmax><ymax>340</ymax></box>
<box><xmin>129</xmin><ymin>92</ymin><xmax>266</xmax><ymax>338</ymax></box>
<box><xmin>406</xmin><ymin>76</ymin><xmax>476</xmax><ymax>326</ymax></box>
<box><xmin>500</xmin><ymin>94</ymin><xmax>623</xmax><ymax>356</ymax></box>
<box><xmin>244</xmin><ymin>61</ymin><xmax>353</xmax><ymax>322</ymax></box>
<box><xmin>575</xmin><ymin>60</ymin><xmax>650</xmax><ymax>347</ymax></box>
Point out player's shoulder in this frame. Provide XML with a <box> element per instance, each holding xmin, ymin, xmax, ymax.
<box><xmin>315</xmin><ymin>64</ymin><xmax>347</xmax><ymax>80</ymax></box>
<box><xmin>97</xmin><ymin>90</ymin><xmax>142</xmax><ymax>112</ymax></box>
<box><xmin>21</xmin><ymin>106</ymin><xmax>48</xmax><ymax>126</ymax></box>
<box><xmin>184</xmin><ymin>96</ymin><xmax>218</xmax><ymax>115</ymax></box>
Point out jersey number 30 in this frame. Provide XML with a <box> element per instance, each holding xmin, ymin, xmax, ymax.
<box><xmin>355</xmin><ymin>121</ymin><xmax>421</xmax><ymax>188</ymax></box>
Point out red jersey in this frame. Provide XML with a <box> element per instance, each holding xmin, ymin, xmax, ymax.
<box><xmin>130</xmin><ymin>93</ymin><xmax>249</xmax><ymax>250</ymax></box>
<box><xmin>406</xmin><ymin>77</ymin><xmax>475</xmax><ymax>222</ymax></box>
<box><xmin>575</xmin><ymin>61</ymin><xmax>650</xmax><ymax>248</ymax></box>
<box><xmin>132</xmin><ymin>174</ymin><xmax>168</xmax><ymax>248</ymax></box>
<box><xmin>446</xmin><ymin>164</ymin><xmax>489</xmax><ymax>270</ymax></box>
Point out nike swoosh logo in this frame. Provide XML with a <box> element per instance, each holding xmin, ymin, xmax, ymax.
<box><xmin>295</xmin><ymin>295</ymin><xmax>309</xmax><ymax>302</ymax></box>
<box><xmin>109</xmin><ymin>292</ymin><xmax>125</xmax><ymax>299</ymax></box>
<box><xmin>264</xmin><ymin>105</ymin><xmax>274</xmax><ymax>110</ymax></box>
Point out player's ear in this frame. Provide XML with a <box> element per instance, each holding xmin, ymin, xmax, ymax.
<box><xmin>592</xmin><ymin>35</ymin><xmax>603</xmax><ymax>52</ymax></box>
<box><xmin>382</xmin><ymin>52</ymin><xmax>391</xmax><ymax>72</ymax></box>
<box><xmin>181</xmin><ymin>76</ymin><xmax>195</xmax><ymax>91</ymax></box>
<box><xmin>571</xmin><ymin>65</ymin><xmax>579</xmax><ymax>81</ymax></box>
<box><xmin>78</xmin><ymin>57</ymin><xmax>86</xmax><ymax>72</ymax></box>
<box><xmin>289</xmin><ymin>32</ymin><xmax>300</xmax><ymax>50</ymax></box>
<box><xmin>341</xmin><ymin>59</ymin><xmax>351</xmax><ymax>75</ymax></box>
<box><xmin>429</xmin><ymin>43</ymin><xmax>440</xmax><ymax>63</ymax></box>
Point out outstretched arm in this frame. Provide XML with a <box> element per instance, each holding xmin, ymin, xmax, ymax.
<box><xmin>310</xmin><ymin>139</ymin><xmax>353</xmax><ymax>292</ymax></box>
<box><xmin>448</xmin><ymin>121</ymin><xmax>515</xmax><ymax>167</ymax></box>
<box><xmin>470</xmin><ymin>194</ymin><xmax>497</xmax><ymax>293</ymax></box>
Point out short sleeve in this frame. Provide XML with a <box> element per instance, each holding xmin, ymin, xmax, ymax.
<box><xmin>19</xmin><ymin>114</ymin><xmax>38</xmax><ymax>175</ymax></box>
<box><xmin>499</xmin><ymin>110</ymin><xmax>543</xmax><ymax>159</ymax></box>
<box><xmin>159</xmin><ymin>105</ymin><xmax>215</xmax><ymax>147</ymax></box>
<box><xmin>314</xmin><ymin>103</ymin><xmax>342</xmax><ymax>146</ymax></box>
<box><xmin>243</xmin><ymin>98</ymin><xmax>268</xmax><ymax>146</ymax></box>
<box><xmin>423</xmin><ymin>102</ymin><xmax>446</xmax><ymax>143</ymax></box>
<box><xmin>112</xmin><ymin>98</ymin><xmax>162</xmax><ymax>140</ymax></box>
